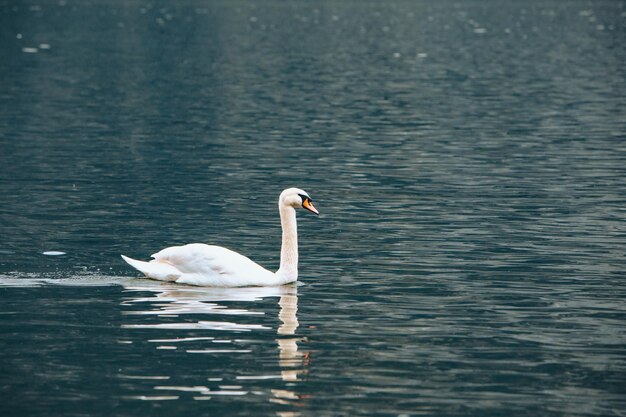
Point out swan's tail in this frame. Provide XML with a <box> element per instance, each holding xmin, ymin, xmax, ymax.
<box><xmin>121</xmin><ymin>255</ymin><xmax>181</xmax><ymax>282</ymax></box>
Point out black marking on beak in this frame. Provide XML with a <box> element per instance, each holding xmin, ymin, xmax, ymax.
<box><xmin>299</xmin><ymin>194</ymin><xmax>319</xmax><ymax>215</ymax></box>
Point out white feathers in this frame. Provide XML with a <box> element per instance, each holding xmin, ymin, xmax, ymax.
<box><xmin>121</xmin><ymin>188</ymin><xmax>317</xmax><ymax>287</ymax></box>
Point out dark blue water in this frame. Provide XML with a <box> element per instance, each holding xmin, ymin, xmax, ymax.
<box><xmin>1</xmin><ymin>1</ymin><xmax>625</xmax><ymax>416</ymax></box>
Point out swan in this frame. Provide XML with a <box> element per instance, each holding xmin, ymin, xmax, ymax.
<box><xmin>121</xmin><ymin>188</ymin><xmax>319</xmax><ymax>287</ymax></box>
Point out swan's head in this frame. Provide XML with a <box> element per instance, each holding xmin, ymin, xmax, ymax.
<box><xmin>279</xmin><ymin>188</ymin><xmax>319</xmax><ymax>215</ymax></box>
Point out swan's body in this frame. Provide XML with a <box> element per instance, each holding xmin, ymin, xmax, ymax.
<box><xmin>122</xmin><ymin>244</ymin><xmax>280</xmax><ymax>287</ymax></box>
<box><xmin>121</xmin><ymin>188</ymin><xmax>318</xmax><ymax>287</ymax></box>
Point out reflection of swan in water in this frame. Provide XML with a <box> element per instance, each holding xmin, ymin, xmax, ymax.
<box><xmin>276</xmin><ymin>292</ymin><xmax>308</xmax><ymax>382</ymax></box>
<box><xmin>270</xmin><ymin>288</ymin><xmax>310</xmax><ymax>409</ymax></box>
<box><xmin>121</xmin><ymin>282</ymin><xmax>288</xmax><ymax>332</ymax></box>
<box><xmin>120</xmin><ymin>280</ymin><xmax>309</xmax><ymax>408</ymax></box>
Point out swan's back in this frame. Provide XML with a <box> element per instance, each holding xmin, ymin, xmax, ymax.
<box><xmin>152</xmin><ymin>243</ymin><xmax>277</xmax><ymax>287</ymax></box>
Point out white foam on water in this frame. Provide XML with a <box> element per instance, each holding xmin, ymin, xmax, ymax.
<box><xmin>186</xmin><ymin>349</ymin><xmax>252</xmax><ymax>354</ymax></box>
<box><xmin>124</xmin><ymin>396</ymin><xmax>179</xmax><ymax>401</ymax></box>
<box><xmin>0</xmin><ymin>273</ymin><xmax>138</xmax><ymax>288</ymax></box>
<box><xmin>236</xmin><ymin>375</ymin><xmax>282</xmax><ymax>380</ymax></box>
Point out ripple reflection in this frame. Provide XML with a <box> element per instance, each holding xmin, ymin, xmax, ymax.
<box><xmin>120</xmin><ymin>281</ymin><xmax>309</xmax><ymax>410</ymax></box>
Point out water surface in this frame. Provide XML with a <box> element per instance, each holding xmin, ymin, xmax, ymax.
<box><xmin>1</xmin><ymin>0</ymin><xmax>625</xmax><ymax>416</ymax></box>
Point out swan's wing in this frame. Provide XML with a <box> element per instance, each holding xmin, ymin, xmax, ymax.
<box><xmin>151</xmin><ymin>243</ymin><xmax>275</xmax><ymax>286</ymax></box>
<box><xmin>152</xmin><ymin>244</ymin><xmax>234</xmax><ymax>276</ymax></box>
<box><xmin>121</xmin><ymin>254</ymin><xmax>181</xmax><ymax>281</ymax></box>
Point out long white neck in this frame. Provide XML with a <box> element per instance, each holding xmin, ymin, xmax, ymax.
<box><xmin>277</xmin><ymin>204</ymin><xmax>298</xmax><ymax>281</ymax></box>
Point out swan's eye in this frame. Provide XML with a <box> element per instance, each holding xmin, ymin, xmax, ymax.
<box><xmin>298</xmin><ymin>195</ymin><xmax>311</xmax><ymax>206</ymax></box>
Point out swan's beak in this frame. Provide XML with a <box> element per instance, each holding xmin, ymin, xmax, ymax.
<box><xmin>303</xmin><ymin>199</ymin><xmax>319</xmax><ymax>215</ymax></box>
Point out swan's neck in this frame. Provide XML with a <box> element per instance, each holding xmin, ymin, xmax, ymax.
<box><xmin>277</xmin><ymin>205</ymin><xmax>298</xmax><ymax>281</ymax></box>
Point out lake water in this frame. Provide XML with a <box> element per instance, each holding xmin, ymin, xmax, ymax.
<box><xmin>1</xmin><ymin>1</ymin><xmax>625</xmax><ymax>416</ymax></box>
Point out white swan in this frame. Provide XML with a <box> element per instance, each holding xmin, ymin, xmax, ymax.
<box><xmin>121</xmin><ymin>188</ymin><xmax>319</xmax><ymax>287</ymax></box>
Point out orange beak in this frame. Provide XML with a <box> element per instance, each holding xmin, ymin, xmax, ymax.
<box><xmin>303</xmin><ymin>199</ymin><xmax>319</xmax><ymax>215</ymax></box>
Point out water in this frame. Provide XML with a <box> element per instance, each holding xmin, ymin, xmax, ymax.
<box><xmin>1</xmin><ymin>0</ymin><xmax>625</xmax><ymax>415</ymax></box>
